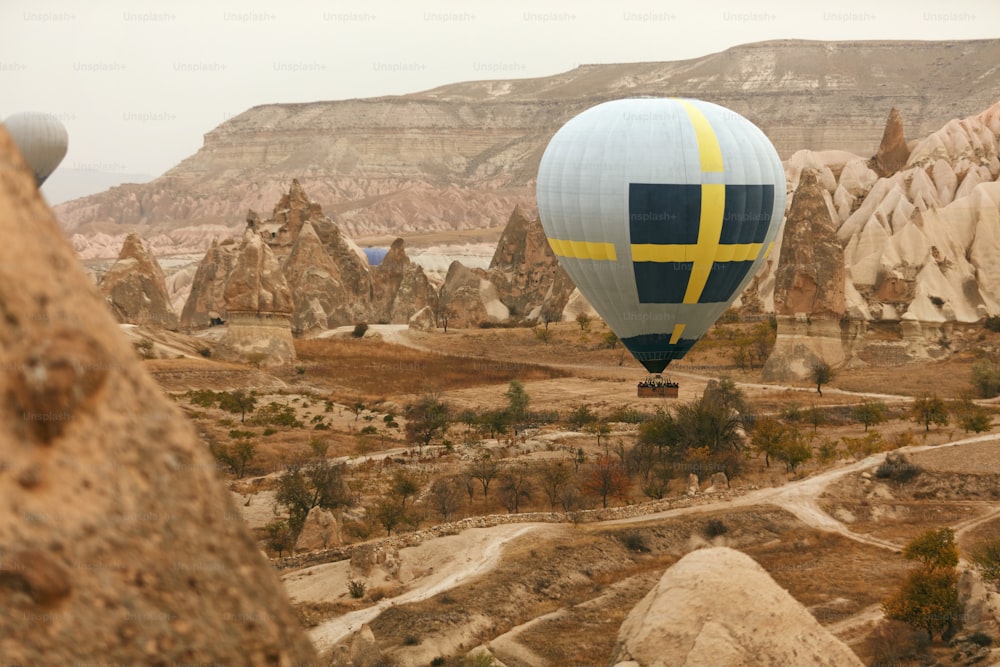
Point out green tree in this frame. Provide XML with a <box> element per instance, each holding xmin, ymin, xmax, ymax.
<box><xmin>405</xmin><ymin>394</ymin><xmax>450</xmax><ymax>453</ymax></box>
<box><xmin>809</xmin><ymin>359</ymin><xmax>834</xmax><ymax>396</ymax></box>
<box><xmin>852</xmin><ymin>399</ymin><xmax>887</xmax><ymax>432</ymax></box>
<box><xmin>971</xmin><ymin>362</ymin><xmax>1000</xmax><ymax>398</ymax></box>
<box><xmin>218</xmin><ymin>389</ymin><xmax>257</xmax><ymax>423</ymax></box>
<box><xmin>954</xmin><ymin>398</ymin><xmax>992</xmax><ymax>433</ymax></box>
<box><xmin>970</xmin><ymin>537</ymin><xmax>1000</xmax><ymax>584</ymax></box>
<box><xmin>275</xmin><ymin>460</ymin><xmax>352</xmax><ymax>536</ymax></box>
<box><xmin>264</xmin><ymin>519</ymin><xmax>295</xmax><ymax>557</ymax></box>
<box><xmin>772</xmin><ymin>428</ymin><xmax>812</xmax><ymax>473</ymax></box>
<box><xmin>504</xmin><ymin>380</ymin><xmax>530</xmax><ymax>430</ymax></box>
<box><xmin>575</xmin><ymin>312</ymin><xmax>592</xmax><ymax>331</ymax></box>
<box><xmin>211</xmin><ymin>432</ymin><xmax>257</xmax><ymax>479</ymax></box>
<box><xmin>567</xmin><ymin>404</ymin><xmax>597</xmax><ymax>431</ymax></box>
<box><xmin>911</xmin><ymin>395</ymin><xmax>949</xmax><ymax>432</ymax></box>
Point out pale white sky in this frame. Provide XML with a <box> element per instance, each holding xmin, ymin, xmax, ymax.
<box><xmin>1</xmin><ymin>0</ymin><xmax>996</xmax><ymax>199</ymax></box>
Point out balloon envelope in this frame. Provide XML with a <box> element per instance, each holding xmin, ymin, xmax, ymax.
<box><xmin>536</xmin><ymin>98</ymin><xmax>786</xmax><ymax>373</ymax></box>
<box><xmin>3</xmin><ymin>111</ymin><xmax>69</xmax><ymax>186</ymax></box>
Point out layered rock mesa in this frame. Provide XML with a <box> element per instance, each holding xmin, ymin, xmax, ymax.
<box><xmin>759</xmin><ymin>100</ymin><xmax>1000</xmax><ymax>379</ymax></box>
<box><xmin>98</xmin><ymin>231</ymin><xmax>179</xmax><ymax>330</ymax></box>
<box><xmin>0</xmin><ymin>125</ymin><xmax>316</xmax><ymax>662</ymax></box>
<box><xmin>609</xmin><ymin>547</ymin><xmax>863</xmax><ymax>666</ymax></box>
<box><xmin>57</xmin><ymin>39</ymin><xmax>1000</xmax><ymax>247</ymax></box>
<box><xmin>182</xmin><ymin>181</ymin><xmax>570</xmax><ymax>334</ymax></box>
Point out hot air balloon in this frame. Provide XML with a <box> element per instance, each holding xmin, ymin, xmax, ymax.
<box><xmin>3</xmin><ymin>111</ymin><xmax>69</xmax><ymax>186</ymax></box>
<box><xmin>536</xmin><ymin>98</ymin><xmax>786</xmax><ymax>380</ymax></box>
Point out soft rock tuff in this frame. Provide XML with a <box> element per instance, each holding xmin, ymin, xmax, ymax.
<box><xmin>0</xmin><ymin>125</ymin><xmax>316</xmax><ymax>664</ymax></box>
<box><xmin>610</xmin><ymin>547</ymin><xmax>863</xmax><ymax>667</ymax></box>
<box><xmin>98</xmin><ymin>232</ymin><xmax>179</xmax><ymax>330</ymax></box>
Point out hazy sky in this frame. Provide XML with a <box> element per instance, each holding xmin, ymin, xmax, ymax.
<box><xmin>1</xmin><ymin>0</ymin><xmax>997</xmax><ymax>201</ymax></box>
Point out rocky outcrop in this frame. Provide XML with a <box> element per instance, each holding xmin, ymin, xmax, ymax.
<box><xmin>487</xmin><ymin>205</ymin><xmax>574</xmax><ymax>321</ymax></box>
<box><xmin>869</xmin><ymin>107</ymin><xmax>910</xmax><ymax>177</ymax></box>
<box><xmin>764</xmin><ymin>168</ymin><xmax>847</xmax><ymax>380</ymax></box>
<box><xmin>762</xmin><ymin>100</ymin><xmax>1000</xmax><ymax>373</ymax></box>
<box><xmin>180</xmin><ymin>237</ymin><xmax>239</xmax><ymax>328</ymax></box>
<box><xmin>294</xmin><ymin>506</ymin><xmax>341</xmax><ymax>553</ymax></box>
<box><xmin>609</xmin><ymin>547</ymin><xmax>862</xmax><ymax>667</ymax></box>
<box><xmin>439</xmin><ymin>261</ymin><xmax>509</xmax><ymax>328</ymax></box>
<box><xmin>0</xmin><ymin>126</ymin><xmax>316</xmax><ymax>664</ymax></box>
<box><xmin>214</xmin><ymin>226</ymin><xmax>296</xmax><ymax>365</ymax></box>
<box><xmin>372</xmin><ymin>238</ymin><xmax>438</xmax><ymax>325</ymax></box>
<box><xmin>56</xmin><ymin>40</ymin><xmax>1000</xmax><ymax>251</ymax></box>
<box><xmin>282</xmin><ymin>221</ymin><xmax>362</xmax><ymax>333</ymax></box>
<box><xmin>98</xmin><ymin>232</ymin><xmax>179</xmax><ymax>329</ymax></box>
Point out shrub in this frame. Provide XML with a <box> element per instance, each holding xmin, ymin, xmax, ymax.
<box><xmin>403</xmin><ymin>635</ymin><xmax>420</xmax><ymax>646</ymax></box>
<box><xmin>347</xmin><ymin>579</ymin><xmax>366</xmax><ymax>599</ymax></box>
<box><xmin>968</xmin><ymin>631</ymin><xmax>993</xmax><ymax>647</ymax></box>
<box><xmin>875</xmin><ymin>454</ymin><xmax>922</xmax><ymax>483</ymax></box>
<box><xmin>621</xmin><ymin>531</ymin><xmax>650</xmax><ymax>553</ymax></box>
<box><xmin>352</xmin><ymin>322</ymin><xmax>369</xmax><ymax>338</ymax></box>
<box><xmin>703</xmin><ymin>519</ymin><xmax>728</xmax><ymax>538</ymax></box>
<box><xmin>970</xmin><ymin>538</ymin><xmax>1000</xmax><ymax>584</ymax></box>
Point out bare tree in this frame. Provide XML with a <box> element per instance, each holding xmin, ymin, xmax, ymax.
<box><xmin>469</xmin><ymin>454</ymin><xmax>500</xmax><ymax>506</ymax></box>
<box><xmin>428</xmin><ymin>477</ymin><xmax>464</xmax><ymax>521</ymax></box>
<box><xmin>499</xmin><ymin>464</ymin><xmax>533</xmax><ymax>514</ymax></box>
<box><xmin>538</xmin><ymin>460</ymin><xmax>573</xmax><ymax>510</ymax></box>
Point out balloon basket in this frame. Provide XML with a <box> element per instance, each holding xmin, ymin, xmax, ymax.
<box><xmin>637</xmin><ymin>375</ymin><xmax>678</xmax><ymax>398</ymax></box>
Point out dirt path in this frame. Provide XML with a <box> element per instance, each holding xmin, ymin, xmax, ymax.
<box><xmin>304</xmin><ymin>524</ymin><xmax>542</xmax><ymax>654</ymax></box>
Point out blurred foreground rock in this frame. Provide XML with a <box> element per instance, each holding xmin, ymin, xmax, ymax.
<box><xmin>0</xmin><ymin>127</ymin><xmax>316</xmax><ymax>663</ymax></box>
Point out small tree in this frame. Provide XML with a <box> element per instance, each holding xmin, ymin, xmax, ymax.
<box><xmin>469</xmin><ymin>455</ymin><xmax>500</xmax><ymax>505</ymax></box>
<box><xmin>504</xmin><ymin>380</ymin><xmax>530</xmax><ymax>431</ymax></box>
<box><xmin>498</xmin><ymin>464</ymin><xmax>533</xmax><ymax>514</ymax></box>
<box><xmin>581</xmin><ymin>454</ymin><xmax>630</xmax><ymax>508</ymax></box>
<box><xmin>218</xmin><ymin>389</ymin><xmax>257</xmax><ymax>423</ymax></box>
<box><xmin>373</xmin><ymin>498</ymin><xmax>407</xmax><ymax>536</ymax></box>
<box><xmin>390</xmin><ymin>469</ymin><xmax>421</xmax><ymax>510</ymax></box>
<box><xmin>275</xmin><ymin>460</ymin><xmax>352</xmax><ymax>536</ymax></box>
<box><xmin>883</xmin><ymin>527</ymin><xmax>961</xmax><ymax>641</ymax></box>
<box><xmin>575</xmin><ymin>312</ymin><xmax>592</xmax><ymax>332</ymax></box>
<box><xmin>852</xmin><ymin>399</ymin><xmax>887</xmax><ymax>432</ymax></box>
<box><xmin>265</xmin><ymin>519</ymin><xmax>295</xmax><ymax>557</ymax></box>
<box><xmin>538</xmin><ymin>460</ymin><xmax>572</xmax><ymax>510</ymax></box>
<box><xmin>405</xmin><ymin>394</ymin><xmax>450</xmax><ymax>453</ymax></box>
<box><xmin>809</xmin><ymin>359</ymin><xmax>834</xmax><ymax>396</ymax></box>
<box><xmin>970</xmin><ymin>537</ymin><xmax>1000</xmax><ymax>584</ymax></box>
<box><xmin>971</xmin><ymin>362</ymin><xmax>1000</xmax><ymax>398</ymax></box>
<box><xmin>911</xmin><ymin>395</ymin><xmax>949</xmax><ymax>432</ymax></box>
<box><xmin>567</xmin><ymin>404</ymin><xmax>597</xmax><ymax>431</ymax></box>
<box><xmin>428</xmin><ymin>477</ymin><xmax>463</xmax><ymax>521</ymax></box>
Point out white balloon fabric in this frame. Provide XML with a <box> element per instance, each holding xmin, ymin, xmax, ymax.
<box><xmin>3</xmin><ymin>111</ymin><xmax>69</xmax><ymax>186</ymax></box>
<box><xmin>536</xmin><ymin>98</ymin><xmax>786</xmax><ymax>373</ymax></box>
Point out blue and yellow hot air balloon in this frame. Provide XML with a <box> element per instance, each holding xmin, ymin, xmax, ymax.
<box><xmin>536</xmin><ymin>98</ymin><xmax>786</xmax><ymax>374</ymax></box>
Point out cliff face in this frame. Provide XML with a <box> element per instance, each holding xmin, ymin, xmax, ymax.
<box><xmin>760</xmin><ymin>100</ymin><xmax>1000</xmax><ymax>378</ymax></box>
<box><xmin>55</xmin><ymin>39</ymin><xmax>1000</xmax><ymax>249</ymax></box>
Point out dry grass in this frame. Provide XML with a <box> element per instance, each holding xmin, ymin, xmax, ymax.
<box><xmin>294</xmin><ymin>337</ymin><xmax>568</xmax><ymax>402</ymax></box>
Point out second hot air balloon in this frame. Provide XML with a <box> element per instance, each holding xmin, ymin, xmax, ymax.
<box><xmin>3</xmin><ymin>111</ymin><xmax>69</xmax><ymax>186</ymax></box>
<box><xmin>536</xmin><ymin>97</ymin><xmax>786</xmax><ymax>378</ymax></box>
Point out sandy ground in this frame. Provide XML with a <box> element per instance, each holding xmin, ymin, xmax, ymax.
<box><xmin>284</xmin><ymin>523</ymin><xmax>544</xmax><ymax>654</ymax></box>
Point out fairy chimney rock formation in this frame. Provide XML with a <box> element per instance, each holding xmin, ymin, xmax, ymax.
<box><xmin>870</xmin><ymin>107</ymin><xmax>910</xmax><ymax>177</ymax></box>
<box><xmin>214</xmin><ymin>225</ymin><xmax>296</xmax><ymax>365</ymax></box>
<box><xmin>610</xmin><ymin>547</ymin><xmax>863</xmax><ymax>667</ymax></box>
<box><xmin>180</xmin><ymin>238</ymin><xmax>240</xmax><ymax>329</ymax></box>
<box><xmin>773</xmin><ymin>169</ymin><xmax>846</xmax><ymax>318</ymax></box>
<box><xmin>488</xmin><ymin>205</ymin><xmax>575</xmax><ymax>321</ymax></box>
<box><xmin>372</xmin><ymin>238</ymin><xmax>439</xmax><ymax>325</ymax></box>
<box><xmin>0</xmin><ymin>126</ymin><xmax>317</xmax><ymax>664</ymax></box>
<box><xmin>98</xmin><ymin>232</ymin><xmax>179</xmax><ymax>330</ymax></box>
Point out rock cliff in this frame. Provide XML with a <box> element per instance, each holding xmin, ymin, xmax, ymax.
<box><xmin>56</xmin><ymin>40</ymin><xmax>1000</xmax><ymax>253</ymax></box>
<box><xmin>610</xmin><ymin>547</ymin><xmax>862</xmax><ymax>666</ymax></box>
<box><xmin>98</xmin><ymin>232</ymin><xmax>179</xmax><ymax>330</ymax></box>
<box><xmin>0</xmin><ymin>124</ymin><xmax>316</xmax><ymax>664</ymax></box>
<box><xmin>761</xmin><ymin>100</ymin><xmax>1000</xmax><ymax>378</ymax></box>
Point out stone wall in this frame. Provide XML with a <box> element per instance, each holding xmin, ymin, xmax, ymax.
<box><xmin>273</xmin><ymin>488</ymin><xmax>746</xmax><ymax>571</ymax></box>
